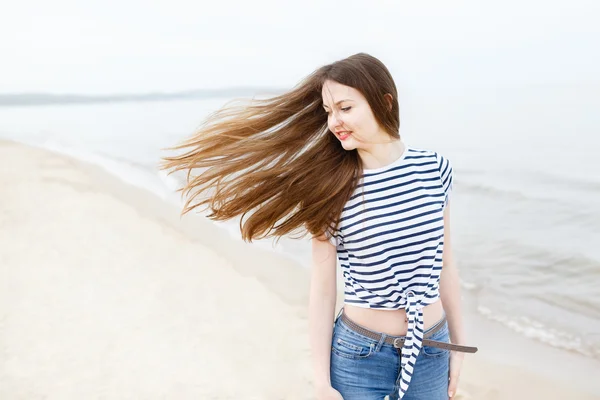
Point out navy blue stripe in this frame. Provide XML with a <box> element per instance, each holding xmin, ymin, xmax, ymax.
<box><xmin>414</xmin><ymin>324</ymin><xmax>424</xmax><ymax>335</ymax></box>
<box><xmin>343</xmin><ymin>184</ymin><xmax>443</xmax><ymax>214</ymax></box>
<box><xmin>349</xmin><ymin>280</ymin><xmax>440</xmax><ymax>298</ymax></box>
<box><xmin>343</xmin><ymin>201</ymin><xmax>443</xmax><ymax>232</ymax></box>
<box><xmin>440</xmin><ymin>157</ymin><xmax>450</xmax><ymax>178</ymax></box>
<box><xmin>353</xmin><ymin>287</ymin><xmax>427</xmax><ymax>296</ymax></box>
<box><xmin>344</xmin><ymin>225</ymin><xmax>444</xmax><ymax>256</ymax></box>
<box><xmin>444</xmin><ymin>175</ymin><xmax>453</xmax><ymax>195</ymax></box>
<box><xmin>341</xmin><ymin>193</ymin><xmax>444</xmax><ymax>223</ymax></box>
<box><xmin>404</xmin><ymin>154</ymin><xmax>435</xmax><ymax>160</ymax></box>
<box><xmin>347</xmin><ymin>248</ymin><xmax>437</xmax><ymax>269</ymax></box>
<box><xmin>348</xmin><ymin>177</ymin><xmax>440</xmax><ymax>204</ymax></box>
<box><xmin>361</xmin><ymin>158</ymin><xmax>437</xmax><ymax>179</ymax></box>
<box><xmin>344</xmin><ymin>299</ymin><xmax>369</xmax><ymax>304</ymax></box>
<box><xmin>346</xmin><ymin>290</ymin><xmax>440</xmax><ymax>308</ymax></box>
<box><xmin>342</xmin><ymin>264</ymin><xmax>442</xmax><ymax>284</ymax></box>
<box><xmin>442</xmin><ymin>170</ymin><xmax>452</xmax><ymax>189</ymax></box>
<box><xmin>346</xmin><ymin>233</ymin><xmax>444</xmax><ymax>261</ymax></box>
<box><xmin>349</xmin><ymin>256</ymin><xmax>437</xmax><ymax>277</ymax></box>
<box><xmin>357</xmin><ymin>166</ymin><xmax>438</xmax><ymax>190</ymax></box>
<box><xmin>344</xmin><ymin>216</ymin><xmax>443</xmax><ymax>246</ymax></box>
<box><xmin>351</xmin><ymin>272</ymin><xmax>436</xmax><ymax>285</ymax></box>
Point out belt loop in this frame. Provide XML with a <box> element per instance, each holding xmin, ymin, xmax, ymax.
<box><xmin>375</xmin><ymin>333</ymin><xmax>386</xmax><ymax>352</ymax></box>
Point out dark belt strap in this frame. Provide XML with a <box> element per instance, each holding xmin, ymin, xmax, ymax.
<box><xmin>339</xmin><ymin>312</ymin><xmax>478</xmax><ymax>354</ymax></box>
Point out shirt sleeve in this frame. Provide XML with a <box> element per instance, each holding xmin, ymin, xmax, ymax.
<box><xmin>436</xmin><ymin>152</ymin><xmax>453</xmax><ymax>207</ymax></box>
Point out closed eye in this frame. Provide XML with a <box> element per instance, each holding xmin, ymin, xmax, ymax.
<box><xmin>323</xmin><ymin>106</ymin><xmax>352</xmax><ymax>115</ymax></box>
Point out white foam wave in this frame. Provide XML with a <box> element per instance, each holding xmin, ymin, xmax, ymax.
<box><xmin>477</xmin><ymin>305</ymin><xmax>599</xmax><ymax>359</ymax></box>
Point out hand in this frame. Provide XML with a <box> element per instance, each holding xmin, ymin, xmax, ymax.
<box><xmin>316</xmin><ymin>385</ymin><xmax>344</xmax><ymax>400</ymax></box>
<box><xmin>448</xmin><ymin>351</ymin><xmax>464</xmax><ymax>398</ymax></box>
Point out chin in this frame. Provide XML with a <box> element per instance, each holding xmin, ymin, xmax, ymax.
<box><xmin>340</xmin><ymin>139</ymin><xmax>357</xmax><ymax>151</ymax></box>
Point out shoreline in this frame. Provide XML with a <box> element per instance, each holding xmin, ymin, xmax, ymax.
<box><xmin>1</xmin><ymin>139</ymin><xmax>598</xmax><ymax>399</ymax></box>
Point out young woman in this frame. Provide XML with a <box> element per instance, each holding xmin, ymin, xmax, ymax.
<box><xmin>161</xmin><ymin>53</ymin><xmax>477</xmax><ymax>400</ymax></box>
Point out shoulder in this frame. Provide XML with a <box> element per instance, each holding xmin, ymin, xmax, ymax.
<box><xmin>405</xmin><ymin>147</ymin><xmax>453</xmax><ymax>184</ymax></box>
<box><xmin>405</xmin><ymin>148</ymin><xmax>454</xmax><ymax>204</ymax></box>
<box><xmin>404</xmin><ymin>146</ymin><xmax>437</xmax><ymax>158</ymax></box>
<box><xmin>405</xmin><ymin>146</ymin><xmax>449</xmax><ymax>167</ymax></box>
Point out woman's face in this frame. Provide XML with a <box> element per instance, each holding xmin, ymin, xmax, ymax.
<box><xmin>321</xmin><ymin>79</ymin><xmax>387</xmax><ymax>151</ymax></box>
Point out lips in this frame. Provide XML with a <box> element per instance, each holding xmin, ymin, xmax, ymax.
<box><xmin>337</xmin><ymin>131</ymin><xmax>351</xmax><ymax>140</ymax></box>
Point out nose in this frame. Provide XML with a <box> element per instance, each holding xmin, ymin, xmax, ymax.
<box><xmin>329</xmin><ymin>110</ymin><xmax>343</xmax><ymax>128</ymax></box>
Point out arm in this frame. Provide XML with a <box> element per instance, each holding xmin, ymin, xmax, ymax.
<box><xmin>309</xmin><ymin>235</ymin><xmax>338</xmax><ymax>392</ymax></box>
<box><xmin>439</xmin><ymin>202</ymin><xmax>466</xmax><ymax>346</ymax></box>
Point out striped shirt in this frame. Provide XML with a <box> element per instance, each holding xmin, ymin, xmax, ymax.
<box><xmin>328</xmin><ymin>146</ymin><xmax>453</xmax><ymax>398</ymax></box>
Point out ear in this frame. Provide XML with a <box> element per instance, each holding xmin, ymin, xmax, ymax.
<box><xmin>384</xmin><ymin>93</ymin><xmax>393</xmax><ymax>111</ymax></box>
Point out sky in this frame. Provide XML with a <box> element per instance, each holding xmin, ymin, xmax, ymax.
<box><xmin>0</xmin><ymin>0</ymin><xmax>598</xmax><ymax>94</ymax></box>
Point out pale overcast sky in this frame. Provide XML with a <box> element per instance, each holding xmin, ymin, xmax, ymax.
<box><xmin>0</xmin><ymin>0</ymin><xmax>598</xmax><ymax>94</ymax></box>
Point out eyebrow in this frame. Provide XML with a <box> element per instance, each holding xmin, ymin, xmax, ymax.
<box><xmin>323</xmin><ymin>99</ymin><xmax>353</xmax><ymax>108</ymax></box>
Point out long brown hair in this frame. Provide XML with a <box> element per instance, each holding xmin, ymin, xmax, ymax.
<box><xmin>159</xmin><ymin>52</ymin><xmax>400</xmax><ymax>242</ymax></box>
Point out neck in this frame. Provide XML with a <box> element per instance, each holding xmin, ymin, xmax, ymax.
<box><xmin>358</xmin><ymin>140</ymin><xmax>405</xmax><ymax>170</ymax></box>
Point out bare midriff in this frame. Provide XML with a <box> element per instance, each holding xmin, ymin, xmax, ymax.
<box><xmin>342</xmin><ymin>299</ymin><xmax>445</xmax><ymax>336</ymax></box>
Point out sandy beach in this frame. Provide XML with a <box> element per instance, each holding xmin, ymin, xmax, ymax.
<box><xmin>1</xmin><ymin>139</ymin><xmax>598</xmax><ymax>400</ymax></box>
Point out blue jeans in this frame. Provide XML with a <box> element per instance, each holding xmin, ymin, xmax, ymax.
<box><xmin>330</xmin><ymin>312</ymin><xmax>450</xmax><ymax>400</ymax></box>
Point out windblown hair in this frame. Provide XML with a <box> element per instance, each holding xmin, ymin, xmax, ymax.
<box><xmin>160</xmin><ymin>52</ymin><xmax>400</xmax><ymax>242</ymax></box>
